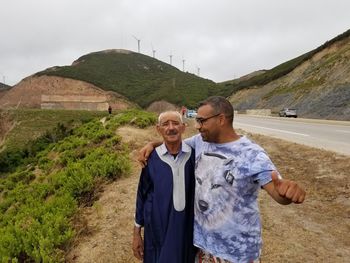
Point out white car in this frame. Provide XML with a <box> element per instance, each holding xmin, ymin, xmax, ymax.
<box><xmin>186</xmin><ymin>110</ymin><xmax>197</xmax><ymax>118</ymax></box>
<box><xmin>279</xmin><ymin>108</ymin><xmax>297</xmax><ymax>118</ymax></box>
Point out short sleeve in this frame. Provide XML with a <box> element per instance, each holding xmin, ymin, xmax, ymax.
<box><xmin>250</xmin><ymin>151</ymin><xmax>278</xmax><ymax>186</ymax></box>
<box><xmin>184</xmin><ymin>135</ymin><xmax>197</xmax><ymax>148</ymax></box>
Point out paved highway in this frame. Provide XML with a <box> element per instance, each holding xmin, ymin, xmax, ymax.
<box><xmin>233</xmin><ymin>115</ymin><xmax>350</xmax><ymax>156</ymax></box>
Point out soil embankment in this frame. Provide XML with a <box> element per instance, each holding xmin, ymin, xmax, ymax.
<box><xmin>0</xmin><ymin>76</ymin><xmax>133</xmax><ymax>111</ymax></box>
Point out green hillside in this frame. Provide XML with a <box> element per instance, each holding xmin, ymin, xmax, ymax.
<box><xmin>34</xmin><ymin>29</ymin><xmax>350</xmax><ymax>110</ymax></box>
<box><xmin>0</xmin><ymin>109</ymin><xmax>157</xmax><ymax>261</ymax></box>
<box><xmin>221</xmin><ymin>29</ymin><xmax>350</xmax><ymax>94</ymax></box>
<box><xmin>36</xmin><ymin>50</ymin><xmax>222</xmax><ymax>108</ymax></box>
<box><xmin>1</xmin><ymin>109</ymin><xmax>106</xmax><ymax>153</ymax></box>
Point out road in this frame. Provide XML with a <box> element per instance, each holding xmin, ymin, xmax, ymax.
<box><xmin>234</xmin><ymin>115</ymin><xmax>350</xmax><ymax>156</ymax></box>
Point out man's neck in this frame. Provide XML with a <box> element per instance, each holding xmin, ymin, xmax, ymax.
<box><xmin>164</xmin><ymin>141</ymin><xmax>182</xmax><ymax>155</ymax></box>
<box><xmin>216</xmin><ymin>128</ymin><xmax>240</xmax><ymax>144</ymax></box>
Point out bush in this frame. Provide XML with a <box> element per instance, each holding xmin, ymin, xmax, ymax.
<box><xmin>0</xmin><ymin>109</ymin><xmax>155</xmax><ymax>261</ymax></box>
<box><xmin>0</xmin><ymin>123</ymin><xmax>72</xmax><ymax>173</ymax></box>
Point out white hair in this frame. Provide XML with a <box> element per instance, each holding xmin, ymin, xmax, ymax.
<box><xmin>158</xmin><ymin>111</ymin><xmax>183</xmax><ymax>124</ymax></box>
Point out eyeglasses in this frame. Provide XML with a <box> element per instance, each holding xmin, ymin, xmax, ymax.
<box><xmin>195</xmin><ymin>113</ymin><xmax>221</xmax><ymax>126</ymax></box>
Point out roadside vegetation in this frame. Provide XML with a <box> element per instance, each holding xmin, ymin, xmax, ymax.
<box><xmin>0</xmin><ymin>109</ymin><xmax>156</xmax><ymax>262</ymax></box>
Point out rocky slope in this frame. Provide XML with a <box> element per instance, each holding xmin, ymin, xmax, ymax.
<box><xmin>228</xmin><ymin>33</ymin><xmax>350</xmax><ymax>120</ymax></box>
<box><xmin>0</xmin><ymin>76</ymin><xmax>135</xmax><ymax>111</ymax></box>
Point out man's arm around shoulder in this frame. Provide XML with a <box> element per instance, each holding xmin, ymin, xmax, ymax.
<box><xmin>138</xmin><ymin>141</ymin><xmax>162</xmax><ymax>167</ymax></box>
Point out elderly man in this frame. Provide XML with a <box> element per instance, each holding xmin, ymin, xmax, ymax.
<box><xmin>132</xmin><ymin>111</ymin><xmax>196</xmax><ymax>263</ymax></box>
<box><xmin>139</xmin><ymin>96</ymin><xmax>306</xmax><ymax>263</ymax></box>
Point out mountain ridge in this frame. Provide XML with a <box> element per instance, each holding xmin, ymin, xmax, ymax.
<box><xmin>35</xmin><ymin>49</ymin><xmax>220</xmax><ymax>108</ymax></box>
<box><xmin>228</xmin><ymin>30</ymin><xmax>350</xmax><ymax>120</ymax></box>
<box><xmin>1</xmin><ymin>29</ymin><xmax>349</xmax><ymax>119</ymax></box>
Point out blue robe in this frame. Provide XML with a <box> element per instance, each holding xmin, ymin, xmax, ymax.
<box><xmin>135</xmin><ymin>145</ymin><xmax>196</xmax><ymax>263</ymax></box>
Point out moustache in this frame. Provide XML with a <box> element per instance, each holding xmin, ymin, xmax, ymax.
<box><xmin>166</xmin><ymin>130</ymin><xmax>178</xmax><ymax>136</ymax></box>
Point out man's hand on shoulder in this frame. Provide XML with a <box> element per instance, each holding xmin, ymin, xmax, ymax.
<box><xmin>137</xmin><ymin>141</ymin><xmax>162</xmax><ymax>168</ymax></box>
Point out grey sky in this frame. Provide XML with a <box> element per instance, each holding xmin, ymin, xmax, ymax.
<box><xmin>0</xmin><ymin>0</ymin><xmax>349</xmax><ymax>85</ymax></box>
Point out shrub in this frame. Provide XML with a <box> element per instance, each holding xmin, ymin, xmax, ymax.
<box><xmin>0</xmin><ymin>109</ymin><xmax>155</xmax><ymax>261</ymax></box>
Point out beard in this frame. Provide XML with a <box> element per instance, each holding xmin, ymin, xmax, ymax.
<box><xmin>199</xmin><ymin>129</ymin><xmax>219</xmax><ymax>143</ymax></box>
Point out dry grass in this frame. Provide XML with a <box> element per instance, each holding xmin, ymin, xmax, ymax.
<box><xmin>66</xmin><ymin>121</ymin><xmax>350</xmax><ymax>263</ymax></box>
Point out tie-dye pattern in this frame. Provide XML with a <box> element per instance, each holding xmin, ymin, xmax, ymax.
<box><xmin>186</xmin><ymin>135</ymin><xmax>276</xmax><ymax>263</ymax></box>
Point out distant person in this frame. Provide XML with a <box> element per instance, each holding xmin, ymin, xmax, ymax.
<box><xmin>180</xmin><ymin>106</ymin><xmax>188</xmax><ymax>125</ymax></box>
<box><xmin>108</xmin><ymin>105</ymin><xmax>112</xmax><ymax>114</ymax></box>
<box><xmin>132</xmin><ymin>111</ymin><xmax>196</xmax><ymax>263</ymax></box>
<box><xmin>180</xmin><ymin>106</ymin><xmax>187</xmax><ymax>118</ymax></box>
<box><xmin>139</xmin><ymin>96</ymin><xmax>306</xmax><ymax>263</ymax></box>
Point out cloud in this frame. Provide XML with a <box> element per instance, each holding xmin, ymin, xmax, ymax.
<box><xmin>1</xmin><ymin>0</ymin><xmax>349</xmax><ymax>85</ymax></box>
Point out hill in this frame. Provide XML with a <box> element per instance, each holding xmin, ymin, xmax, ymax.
<box><xmin>1</xmin><ymin>30</ymin><xmax>349</xmax><ymax>119</ymax></box>
<box><xmin>0</xmin><ymin>82</ymin><xmax>11</xmax><ymax>90</ymax></box>
<box><xmin>0</xmin><ymin>83</ymin><xmax>11</xmax><ymax>99</ymax></box>
<box><xmin>0</xmin><ymin>109</ymin><xmax>157</xmax><ymax>262</ymax></box>
<box><xmin>35</xmin><ymin>49</ymin><xmax>220</xmax><ymax>108</ymax></box>
<box><xmin>0</xmin><ymin>75</ymin><xmax>136</xmax><ymax>111</ymax></box>
<box><xmin>227</xmin><ymin>29</ymin><xmax>350</xmax><ymax>120</ymax></box>
<box><xmin>0</xmin><ymin>109</ymin><xmax>107</xmax><ymax>153</ymax></box>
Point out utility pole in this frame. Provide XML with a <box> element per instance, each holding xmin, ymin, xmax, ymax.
<box><xmin>132</xmin><ymin>35</ymin><xmax>141</xmax><ymax>53</ymax></box>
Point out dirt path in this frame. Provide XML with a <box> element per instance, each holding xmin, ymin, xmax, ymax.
<box><xmin>66</xmin><ymin>121</ymin><xmax>350</xmax><ymax>263</ymax></box>
<box><xmin>0</xmin><ymin>111</ymin><xmax>16</xmax><ymax>149</ymax></box>
<box><xmin>66</xmin><ymin>125</ymin><xmax>159</xmax><ymax>263</ymax></box>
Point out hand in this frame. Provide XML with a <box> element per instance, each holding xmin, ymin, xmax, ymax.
<box><xmin>138</xmin><ymin>143</ymin><xmax>156</xmax><ymax>168</ymax></box>
<box><xmin>271</xmin><ymin>171</ymin><xmax>306</xmax><ymax>204</ymax></box>
<box><xmin>132</xmin><ymin>233</ymin><xmax>144</xmax><ymax>260</ymax></box>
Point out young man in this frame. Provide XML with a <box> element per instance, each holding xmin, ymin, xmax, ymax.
<box><xmin>139</xmin><ymin>97</ymin><xmax>305</xmax><ymax>263</ymax></box>
<box><xmin>133</xmin><ymin>111</ymin><xmax>196</xmax><ymax>263</ymax></box>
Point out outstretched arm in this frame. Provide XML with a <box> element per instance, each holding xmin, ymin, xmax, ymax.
<box><xmin>263</xmin><ymin>171</ymin><xmax>306</xmax><ymax>205</ymax></box>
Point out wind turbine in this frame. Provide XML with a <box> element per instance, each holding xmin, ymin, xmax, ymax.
<box><xmin>169</xmin><ymin>52</ymin><xmax>173</xmax><ymax>65</ymax></box>
<box><xmin>0</xmin><ymin>72</ymin><xmax>5</xmax><ymax>85</ymax></box>
<box><xmin>182</xmin><ymin>58</ymin><xmax>185</xmax><ymax>72</ymax></box>
<box><xmin>151</xmin><ymin>43</ymin><xmax>156</xmax><ymax>58</ymax></box>
<box><xmin>132</xmin><ymin>35</ymin><xmax>141</xmax><ymax>53</ymax></box>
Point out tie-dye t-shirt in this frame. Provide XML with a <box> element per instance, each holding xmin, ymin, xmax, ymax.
<box><xmin>185</xmin><ymin>134</ymin><xmax>277</xmax><ymax>263</ymax></box>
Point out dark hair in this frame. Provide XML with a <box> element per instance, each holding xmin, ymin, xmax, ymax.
<box><xmin>198</xmin><ymin>96</ymin><xmax>234</xmax><ymax>123</ymax></box>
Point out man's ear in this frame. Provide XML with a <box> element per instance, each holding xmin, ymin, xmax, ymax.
<box><xmin>219</xmin><ymin>114</ymin><xmax>226</xmax><ymax>126</ymax></box>
<box><xmin>156</xmin><ymin>124</ymin><xmax>161</xmax><ymax>135</ymax></box>
<box><xmin>180</xmin><ymin>123</ymin><xmax>186</xmax><ymax>133</ymax></box>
